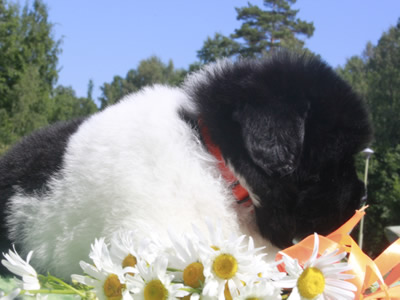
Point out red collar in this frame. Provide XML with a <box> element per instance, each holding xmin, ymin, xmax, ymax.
<box><xmin>199</xmin><ymin>121</ymin><xmax>252</xmax><ymax>207</ymax></box>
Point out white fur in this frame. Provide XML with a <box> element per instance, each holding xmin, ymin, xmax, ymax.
<box><xmin>183</xmin><ymin>59</ymin><xmax>232</xmax><ymax>92</ymax></box>
<box><xmin>6</xmin><ymin>85</ymin><xmax>277</xmax><ymax>278</ymax></box>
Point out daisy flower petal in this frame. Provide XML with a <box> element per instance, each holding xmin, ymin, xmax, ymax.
<box><xmin>110</xmin><ymin>230</ymin><xmax>156</xmax><ymax>270</ymax></box>
<box><xmin>325</xmin><ymin>278</ymin><xmax>357</xmax><ymax>291</ymax></box>
<box><xmin>324</xmin><ymin>284</ymin><xmax>356</xmax><ymax>299</ymax></box>
<box><xmin>280</xmin><ymin>234</ymin><xmax>356</xmax><ymax>300</ymax></box>
<box><xmin>127</xmin><ymin>256</ymin><xmax>189</xmax><ymax>300</ymax></box>
<box><xmin>305</xmin><ymin>233</ymin><xmax>320</xmax><ymax>268</ymax></box>
<box><xmin>1</xmin><ymin>246</ymin><xmax>40</xmax><ymax>291</ymax></box>
<box><xmin>199</xmin><ymin>221</ymin><xmax>279</xmax><ymax>299</ymax></box>
<box><xmin>235</xmin><ymin>279</ymin><xmax>281</xmax><ymax>300</ymax></box>
<box><xmin>77</xmin><ymin>240</ymin><xmax>129</xmax><ymax>300</ymax></box>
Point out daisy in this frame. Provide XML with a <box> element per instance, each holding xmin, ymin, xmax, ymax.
<box><xmin>110</xmin><ymin>230</ymin><xmax>156</xmax><ymax>271</ymax></box>
<box><xmin>1</xmin><ymin>246</ymin><xmax>40</xmax><ymax>291</ymax></box>
<box><xmin>278</xmin><ymin>233</ymin><xmax>357</xmax><ymax>300</ymax></box>
<box><xmin>234</xmin><ymin>280</ymin><xmax>281</xmax><ymax>300</ymax></box>
<box><xmin>191</xmin><ymin>219</ymin><xmax>225</xmax><ymax>250</ymax></box>
<box><xmin>197</xmin><ymin>222</ymin><xmax>266</xmax><ymax>300</ymax></box>
<box><xmin>244</xmin><ymin>236</ymin><xmax>286</xmax><ymax>283</ymax></box>
<box><xmin>127</xmin><ymin>256</ymin><xmax>188</xmax><ymax>300</ymax></box>
<box><xmin>166</xmin><ymin>231</ymin><xmax>207</xmax><ymax>300</ymax></box>
<box><xmin>72</xmin><ymin>238</ymin><xmax>132</xmax><ymax>300</ymax></box>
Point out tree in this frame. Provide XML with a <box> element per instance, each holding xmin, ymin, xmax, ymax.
<box><xmin>339</xmin><ymin>20</ymin><xmax>400</xmax><ymax>257</ymax></box>
<box><xmin>7</xmin><ymin>65</ymin><xmax>49</xmax><ymax>138</ymax></box>
<box><xmin>197</xmin><ymin>33</ymin><xmax>241</xmax><ymax>64</ymax></box>
<box><xmin>337</xmin><ymin>55</ymin><xmax>369</xmax><ymax>99</ymax></box>
<box><xmin>50</xmin><ymin>86</ymin><xmax>98</xmax><ymax>123</ymax></box>
<box><xmin>367</xmin><ymin>24</ymin><xmax>400</xmax><ymax>149</ymax></box>
<box><xmin>99</xmin><ymin>75</ymin><xmax>125</xmax><ymax>110</ymax></box>
<box><xmin>363</xmin><ymin>21</ymin><xmax>400</xmax><ymax>256</ymax></box>
<box><xmin>234</xmin><ymin>0</ymin><xmax>314</xmax><ymax>57</ymax></box>
<box><xmin>87</xmin><ymin>79</ymin><xmax>94</xmax><ymax>101</ymax></box>
<box><xmin>196</xmin><ymin>0</ymin><xmax>314</xmax><ymax>63</ymax></box>
<box><xmin>0</xmin><ymin>0</ymin><xmax>61</xmax><ymax>153</ymax></box>
<box><xmin>99</xmin><ymin>56</ymin><xmax>186</xmax><ymax>109</ymax></box>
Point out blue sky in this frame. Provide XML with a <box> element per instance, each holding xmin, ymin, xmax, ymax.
<box><xmin>44</xmin><ymin>0</ymin><xmax>400</xmax><ymax>101</ymax></box>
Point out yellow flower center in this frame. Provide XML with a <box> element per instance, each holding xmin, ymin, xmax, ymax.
<box><xmin>103</xmin><ymin>274</ymin><xmax>125</xmax><ymax>300</ymax></box>
<box><xmin>183</xmin><ymin>262</ymin><xmax>205</xmax><ymax>288</ymax></box>
<box><xmin>122</xmin><ymin>254</ymin><xmax>137</xmax><ymax>276</ymax></box>
<box><xmin>144</xmin><ymin>280</ymin><xmax>168</xmax><ymax>300</ymax></box>
<box><xmin>297</xmin><ymin>267</ymin><xmax>326</xmax><ymax>299</ymax></box>
<box><xmin>122</xmin><ymin>254</ymin><xmax>137</xmax><ymax>268</ymax></box>
<box><xmin>247</xmin><ymin>298</ymin><xmax>260</xmax><ymax>300</ymax></box>
<box><xmin>213</xmin><ymin>254</ymin><xmax>238</xmax><ymax>279</ymax></box>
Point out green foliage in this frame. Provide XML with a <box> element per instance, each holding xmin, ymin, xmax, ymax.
<box><xmin>50</xmin><ymin>85</ymin><xmax>98</xmax><ymax>123</ymax></box>
<box><xmin>197</xmin><ymin>0</ymin><xmax>314</xmax><ymax>63</ymax></box>
<box><xmin>340</xmin><ymin>20</ymin><xmax>400</xmax><ymax>256</ymax></box>
<box><xmin>0</xmin><ymin>0</ymin><xmax>59</xmax><ymax>153</ymax></box>
<box><xmin>360</xmin><ymin>146</ymin><xmax>400</xmax><ymax>257</ymax></box>
<box><xmin>337</xmin><ymin>54</ymin><xmax>369</xmax><ymax>98</ymax></box>
<box><xmin>99</xmin><ymin>56</ymin><xmax>186</xmax><ymax>109</ymax></box>
<box><xmin>0</xmin><ymin>0</ymin><xmax>98</xmax><ymax>155</ymax></box>
<box><xmin>366</xmin><ymin>24</ymin><xmax>400</xmax><ymax>149</ymax></box>
<box><xmin>233</xmin><ymin>0</ymin><xmax>314</xmax><ymax>57</ymax></box>
<box><xmin>6</xmin><ymin>65</ymin><xmax>50</xmax><ymax>139</ymax></box>
<box><xmin>197</xmin><ymin>33</ymin><xmax>241</xmax><ymax>64</ymax></box>
<box><xmin>87</xmin><ymin>79</ymin><xmax>94</xmax><ymax>101</ymax></box>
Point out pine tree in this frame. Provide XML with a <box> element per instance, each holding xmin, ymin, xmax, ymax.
<box><xmin>233</xmin><ymin>0</ymin><xmax>314</xmax><ymax>57</ymax></box>
<box><xmin>196</xmin><ymin>0</ymin><xmax>314</xmax><ymax>63</ymax></box>
<box><xmin>87</xmin><ymin>79</ymin><xmax>94</xmax><ymax>101</ymax></box>
<box><xmin>197</xmin><ymin>33</ymin><xmax>241</xmax><ymax>64</ymax></box>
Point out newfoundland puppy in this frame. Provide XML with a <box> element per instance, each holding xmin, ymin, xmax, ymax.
<box><xmin>0</xmin><ymin>53</ymin><xmax>372</xmax><ymax>278</ymax></box>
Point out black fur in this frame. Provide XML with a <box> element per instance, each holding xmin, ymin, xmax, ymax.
<box><xmin>184</xmin><ymin>53</ymin><xmax>372</xmax><ymax>248</ymax></box>
<box><xmin>0</xmin><ymin>118</ymin><xmax>85</xmax><ymax>252</ymax></box>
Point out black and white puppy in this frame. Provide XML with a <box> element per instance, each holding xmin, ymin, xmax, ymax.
<box><xmin>0</xmin><ymin>53</ymin><xmax>372</xmax><ymax>278</ymax></box>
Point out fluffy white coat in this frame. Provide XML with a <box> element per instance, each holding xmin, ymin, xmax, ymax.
<box><xmin>6</xmin><ymin>85</ymin><xmax>277</xmax><ymax>278</ymax></box>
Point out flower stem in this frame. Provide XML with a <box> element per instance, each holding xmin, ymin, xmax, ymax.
<box><xmin>181</xmin><ymin>287</ymin><xmax>202</xmax><ymax>294</ymax></box>
<box><xmin>47</xmin><ymin>274</ymin><xmax>87</xmax><ymax>298</ymax></box>
<box><xmin>21</xmin><ymin>289</ymin><xmax>81</xmax><ymax>295</ymax></box>
<box><xmin>167</xmin><ymin>267</ymin><xmax>183</xmax><ymax>272</ymax></box>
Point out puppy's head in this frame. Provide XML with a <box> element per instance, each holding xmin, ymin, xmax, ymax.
<box><xmin>184</xmin><ymin>52</ymin><xmax>372</xmax><ymax>248</ymax></box>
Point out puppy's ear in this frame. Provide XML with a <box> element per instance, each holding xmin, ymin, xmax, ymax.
<box><xmin>233</xmin><ymin>104</ymin><xmax>305</xmax><ymax>176</ymax></box>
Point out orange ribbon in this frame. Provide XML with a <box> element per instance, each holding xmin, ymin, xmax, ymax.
<box><xmin>277</xmin><ymin>207</ymin><xmax>400</xmax><ymax>299</ymax></box>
